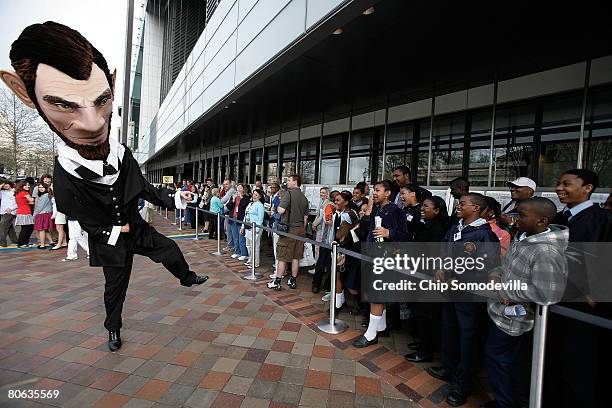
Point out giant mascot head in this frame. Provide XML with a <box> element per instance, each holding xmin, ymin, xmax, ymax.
<box><xmin>1</xmin><ymin>21</ymin><xmax>115</xmax><ymax>161</ymax></box>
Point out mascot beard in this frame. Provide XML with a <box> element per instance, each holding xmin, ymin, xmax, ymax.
<box><xmin>37</xmin><ymin>104</ymin><xmax>112</xmax><ymax>161</ymax></box>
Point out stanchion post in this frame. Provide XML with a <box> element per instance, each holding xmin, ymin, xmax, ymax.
<box><xmin>529</xmin><ymin>304</ymin><xmax>548</xmax><ymax>408</ymax></box>
<box><xmin>211</xmin><ymin>212</ymin><xmax>222</xmax><ymax>256</ymax></box>
<box><xmin>243</xmin><ymin>222</ymin><xmax>262</xmax><ymax>280</ymax></box>
<box><xmin>317</xmin><ymin>242</ymin><xmax>347</xmax><ymax>334</ymax></box>
<box><xmin>194</xmin><ymin>207</ymin><xmax>199</xmax><ymax>240</ymax></box>
<box><xmin>165</xmin><ymin>208</ymin><xmax>168</xmax><ymax>219</ymax></box>
<box><xmin>179</xmin><ymin>209</ymin><xmax>183</xmax><ymax>231</ymax></box>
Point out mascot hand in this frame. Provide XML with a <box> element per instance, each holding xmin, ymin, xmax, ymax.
<box><xmin>181</xmin><ymin>191</ymin><xmax>194</xmax><ymax>202</ymax></box>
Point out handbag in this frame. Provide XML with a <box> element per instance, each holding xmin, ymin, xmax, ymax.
<box><xmin>273</xmin><ymin>190</ymin><xmax>291</xmax><ymax>233</ymax></box>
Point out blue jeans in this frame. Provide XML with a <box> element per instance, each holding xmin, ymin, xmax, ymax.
<box><xmin>184</xmin><ymin>207</ymin><xmax>192</xmax><ymax>225</ymax></box>
<box><xmin>238</xmin><ymin>227</ymin><xmax>248</xmax><ymax>256</ymax></box>
<box><xmin>226</xmin><ymin>220</ymin><xmax>235</xmax><ymax>250</ymax></box>
<box><xmin>230</xmin><ymin>222</ymin><xmax>241</xmax><ymax>253</ymax></box>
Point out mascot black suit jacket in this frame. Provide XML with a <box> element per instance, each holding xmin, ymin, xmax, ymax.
<box><xmin>53</xmin><ymin>145</ymin><xmax>176</xmax><ymax>268</ymax></box>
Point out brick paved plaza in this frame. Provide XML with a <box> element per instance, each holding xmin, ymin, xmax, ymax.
<box><xmin>0</xmin><ymin>211</ymin><xmax>490</xmax><ymax>408</ymax></box>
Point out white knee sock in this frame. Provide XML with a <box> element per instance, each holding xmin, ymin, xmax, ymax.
<box><xmin>378</xmin><ymin>308</ymin><xmax>387</xmax><ymax>332</ymax></box>
<box><xmin>364</xmin><ymin>313</ymin><xmax>381</xmax><ymax>341</ymax></box>
<box><xmin>335</xmin><ymin>292</ymin><xmax>345</xmax><ymax>307</ymax></box>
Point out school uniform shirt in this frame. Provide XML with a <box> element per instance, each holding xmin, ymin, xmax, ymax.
<box><xmin>402</xmin><ymin>204</ymin><xmax>422</xmax><ymax>241</ymax></box>
<box><xmin>367</xmin><ymin>202</ymin><xmax>411</xmax><ymax>243</ymax></box>
<box><xmin>349</xmin><ymin>197</ymin><xmax>369</xmax><ymax>213</ymax></box>
<box><xmin>442</xmin><ymin>218</ymin><xmax>501</xmax><ymax>282</ymax></box>
<box><xmin>552</xmin><ymin>200</ymin><xmax>612</xmax><ymax>300</ymax></box>
<box><xmin>330</xmin><ymin>209</ymin><xmax>358</xmax><ymax>245</ymax></box>
<box><xmin>414</xmin><ymin>217</ymin><xmax>448</xmax><ymax>243</ymax></box>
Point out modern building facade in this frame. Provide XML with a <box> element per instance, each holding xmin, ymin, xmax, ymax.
<box><xmin>131</xmin><ymin>0</ymin><xmax>612</xmax><ymax>200</ymax></box>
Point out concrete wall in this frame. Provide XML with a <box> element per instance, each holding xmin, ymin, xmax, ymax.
<box><xmin>136</xmin><ymin>0</ymin><xmax>347</xmax><ymax>164</ymax></box>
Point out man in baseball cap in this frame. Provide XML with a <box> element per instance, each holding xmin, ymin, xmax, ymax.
<box><xmin>500</xmin><ymin>177</ymin><xmax>537</xmax><ymax>235</ymax></box>
<box><xmin>507</xmin><ymin>177</ymin><xmax>537</xmax><ymax>192</ymax></box>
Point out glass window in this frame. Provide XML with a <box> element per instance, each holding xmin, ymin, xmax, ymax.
<box><xmin>383</xmin><ymin>123</ymin><xmax>413</xmax><ymax>179</ymax></box>
<box><xmin>585</xmin><ymin>86</ymin><xmax>612</xmax><ymax>188</ymax></box>
<box><xmin>229</xmin><ymin>153</ymin><xmax>238</xmax><ymax>182</ymax></box>
<box><xmin>320</xmin><ymin>159</ymin><xmax>341</xmax><ymax>185</ymax></box>
<box><xmin>468</xmin><ymin>110</ymin><xmax>493</xmax><ymax>186</ymax></box>
<box><xmin>251</xmin><ymin>149</ymin><xmax>262</xmax><ymax>182</ymax></box>
<box><xmin>348</xmin><ymin>128</ymin><xmax>382</xmax><ymax>185</ymax></box>
<box><xmin>320</xmin><ymin>135</ymin><xmax>342</xmax><ymax>185</ymax></box>
<box><xmin>264</xmin><ymin>146</ymin><xmax>278</xmax><ymax>184</ymax></box>
<box><xmin>280</xmin><ymin>143</ymin><xmax>296</xmax><ymax>181</ymax></box>
<box><xmin>205</xmin><ymin>158</ymin><xmax>212</xmax><ymax>179</ymax></box>
<box><xmin>492</xmin><ymin>104</ymin><xmax>535</xmax><ymax>186</ymax></box>
<box><xmin>321</xmin><ymin>134</ymin><xmax>341</xmax><ymax>156</ymax></box>
<box><xmin>220</xmin><ymin>156</ymin><xmax>228</xmax><ymax>181</ymax></box>
<box><xmin>300</xmin><ymin>139</ymin><xmax>318</xmax><ymax>184</ymax></box>
<box><xmin>430</xmin><ymin>114</ymin><xmax>465</xmax><ymax>186</ymax></box>
<box><xmin>539</xmin><ymin>94</ymin><xmax>582</xmax><ymax>187</ymax></box>
<box><xmin>300</xmin><ymin>160</ymin><xmax>316</xmax><ymax>184</ymax></box>
<box><xmin>416</xmin><ymin>119</ymin><xmax>431</xmax><ymax>185</ymax></box>
<box><xmin>239</xmin><ymin>151</ymin><xmax>249</xmax><ymax>183</ymax></box>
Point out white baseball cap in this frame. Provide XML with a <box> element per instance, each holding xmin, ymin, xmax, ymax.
<box><xmin>507</xmin><ymin>177</ymin><xmax>536</xmax><ymax>191</ymax></box>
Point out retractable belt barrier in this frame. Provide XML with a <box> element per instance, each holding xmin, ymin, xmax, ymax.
<box><xmin>186</xmin><ymin>206</ymin><xmax>611</xmax><ymax>408</ymax></box>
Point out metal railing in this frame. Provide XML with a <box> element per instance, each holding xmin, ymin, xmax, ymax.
<box><xmin>170</xmin><ymin>204</ymin><xmax>611</xmax><ymax>408</ymax></box>
<box><xmin>193</xmin><ymin>206</ymin><xmax>346</xmax><ymax>333</ymax></box>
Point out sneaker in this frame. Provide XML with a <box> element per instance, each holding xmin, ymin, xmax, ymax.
<box><xmin>231</xmin><ymin>254</ymin><xmax>240</xmax><ymax>259</ymax></box>
<box><xmin>62</xmin><ymin>257</ymin><xmax>78</xmax><ymax>262</ymax></box>
<box><xmin>322</xmin><ymin>292</ymin><xmax>331</xmax><ymax>302</ymax></box>
<box><xmin>269</xmin><ymin>273</ymin><xmax>277</xmax><ymax>279</ymax></box>
<box><xmin>238</xmin><ymin>256</ymin><xmax>247</xmax><ymax>261</ymax></box>
<box><xmin>244</xmin><ymin>262</ymin><xmax>252</xmax><ymax>266</ymax></box>
<box><xmin>267</xmin><ymin>279</ymin><xmax>281</xmax><ymax>291</ymax></box>
<box><xmin>288</xmin><ymin>276</ymin><xmax>297</xmax><ymax>289</ymax></box>
<box><xmin>308</xmin><ymin>268</ymin><xmax>315</xmax><ymax>275</ymax></box>
<box><xmin>49</xmin><ymin>245</ymin><xmax>62</xmax><ymax>250</ymax></box>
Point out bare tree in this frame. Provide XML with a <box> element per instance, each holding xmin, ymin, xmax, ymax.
<box><xmin>0</xmin><ymin>87</ymin><xmax>53</xmax><ymax>177</ymax></box>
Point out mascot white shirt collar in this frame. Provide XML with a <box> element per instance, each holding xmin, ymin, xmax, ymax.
<box><xmin>57</xmin><ymin>136</ymin><xmax>125</xmax><ymax>185</ymax></box>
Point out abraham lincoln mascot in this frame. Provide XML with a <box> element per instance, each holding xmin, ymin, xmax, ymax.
<box><xmin>1</xmin><ymin>21</ymin><xmax>208</xmax><ymax>351</ymax></box>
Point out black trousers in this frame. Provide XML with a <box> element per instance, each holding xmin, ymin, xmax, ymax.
<box><xmin>209</xmin><ymin>214</ymin><xmax>218</xmax><ymax>239</ymax></box>
<box><xmin>414</xmin><ymin>302</ymin><xmax>440</xmax><ymax>355</ymax></box>
<box><xmin>545</xmin><ymin>311</ymin><xmax>601</xmax><ymax>408</ymax></box>
<box><xmin>485</xmin><ymin>322</ymin><xmax>523</xmax><ymax>408</ymax></box>
<box><xmin>102</xmin><ymin>230</ymin><xmax>194</xmax><ymax>331</ymax></box>
<box><xmin>312</xmin><ymin>247</ymin><xmax>331</xmax><ymax>288</ymax></box>
<box><xmin>441</xmin><ymin>302</ymin><xmax>484</xmax><ymax>393</ymax></box>
<box><xmin>17</xmin><ymin>224</ymin><xmax>34</xmax><ymax>246</ymax></box>
<box><xmin>0</xmin><ymin>214</ymin><xmax>17</xmax><ymax>245</ymax></box>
